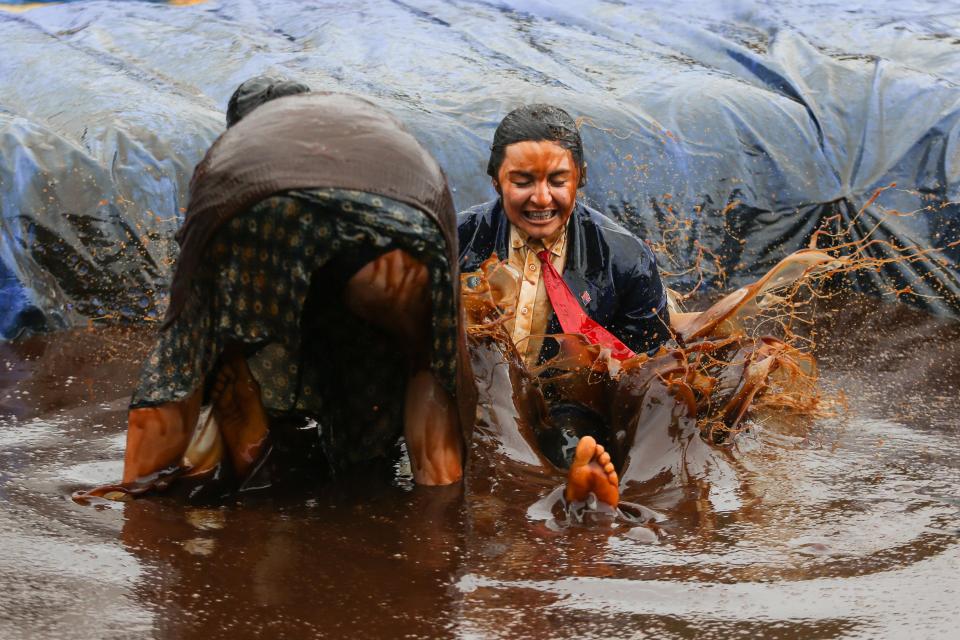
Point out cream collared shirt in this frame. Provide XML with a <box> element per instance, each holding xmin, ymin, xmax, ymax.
<box><xmin>505</xmin><ymin>223</ymin><xmax>569</xmax><ymax>366</ymax></box>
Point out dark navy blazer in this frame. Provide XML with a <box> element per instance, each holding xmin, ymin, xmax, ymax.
<box><xmin>457</xmin><ymin>199</ymin><xmax>671</xmax><ymax>360</ymax></box>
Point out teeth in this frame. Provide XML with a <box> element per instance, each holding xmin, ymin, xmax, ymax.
<box><xmin>524</xmin><ymin>210</ymin><xmax>556</xmax><ymax>221</ymax></box>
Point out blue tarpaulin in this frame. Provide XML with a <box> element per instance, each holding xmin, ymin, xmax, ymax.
<box><xmin>2</xmin><ymin>0</ymin><xmax>959</xmax><ymax>338</ymax></box>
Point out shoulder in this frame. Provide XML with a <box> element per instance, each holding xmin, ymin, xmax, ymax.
<box><xmin>456</xmin><ymin>199</ymin><xmax>501</xmax><ymax>267</ymax></box>
<box><xmin>457</xmin><ymin>198</ymin><xmax>500</xmax><ymax>248</ymax></box>
<box><xmin>457</xmin><ymin>198</ymin><xmax>499</xmax><ymax>229</ymax></box>
<box><xmin>576</xmin><ymin>202</ymin><xmax>655</xmax><ymax>265</ymax></box>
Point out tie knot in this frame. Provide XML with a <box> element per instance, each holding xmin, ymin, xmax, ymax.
<box><xmin>536</xmin><ymin>249</ymin><xmax>551</xmax><ymax>263</ymax></box>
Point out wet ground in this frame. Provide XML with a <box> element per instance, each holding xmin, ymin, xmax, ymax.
<box><xmin>1</xmin><ymin>294</ymin><xmax>958</xmax><ymax>639</ymax></box>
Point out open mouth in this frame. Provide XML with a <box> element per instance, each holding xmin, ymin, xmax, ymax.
<box><xmin>523</xmin><ymin>209</ymin><xmax>557</xmax><ymax>223</ymax></box>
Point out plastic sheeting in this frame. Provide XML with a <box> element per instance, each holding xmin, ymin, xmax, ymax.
<box><xmin>1</xmin><ymin>0</ymin><xmax>959</xmax><ymax>339</ymax></box>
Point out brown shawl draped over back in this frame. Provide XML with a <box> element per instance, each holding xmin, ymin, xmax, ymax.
<box><xmin>165</xmin><ymin>92</ymin><xmax>476</xmax><ymax>444</ymax></box>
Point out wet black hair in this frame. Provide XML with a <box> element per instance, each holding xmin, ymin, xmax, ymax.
<box><xmin>225</xmin><ymin>75</ymin><xmax>311</xmax><ymax>128</ymax></box>
<box><xmin>486</xmin><ymin>104</ymin><xmax>586</xmax><ymax>187</ymax></box>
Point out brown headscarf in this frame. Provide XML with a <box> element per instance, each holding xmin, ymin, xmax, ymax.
<box><xmin>165</xmin><ymin>92</ymin><xmax>476</xmax><ymax>444</ymax></box>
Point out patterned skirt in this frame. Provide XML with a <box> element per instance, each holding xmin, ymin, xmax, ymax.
<box><xmin>131</xmin><ymin>188</ymin><xmax>457</xmax><ymax>467</ymax></box>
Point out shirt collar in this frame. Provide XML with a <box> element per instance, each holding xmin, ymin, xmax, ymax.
<box><xmin>509</xmin><ymin>217</ymin><xmax>569</xmax><ymax>258</ymax></box>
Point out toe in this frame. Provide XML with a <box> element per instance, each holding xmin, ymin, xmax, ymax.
<box><xmin>573</xmin><ymin>436</ymin><xmax>597</xmax><ymax>465</ymax></box>
<box><xmin>603</xmin><ymin>462</ymin><xmax>614</xmax><ymax>474</ymax></box>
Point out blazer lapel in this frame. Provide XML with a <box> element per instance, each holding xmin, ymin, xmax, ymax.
<box><xmin>492</xmin><ymin>200</ymin><xmax>511</xmax><ymax>260</ymax></box>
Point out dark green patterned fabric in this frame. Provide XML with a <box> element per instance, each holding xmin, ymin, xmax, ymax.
<box><xmin>131</xmin><ymin>188</ymin><xmax>455</xmax><ymax>465</ymax></box>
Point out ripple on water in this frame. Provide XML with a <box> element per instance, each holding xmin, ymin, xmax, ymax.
<box><xmin>0</xmin><ymin>416</ymin><xmax>64</xmax><ymax>448</ymax></box>
<box><xmin>456</xmin><ymin>543</ymin><xmax>960</xmax><ymax>637</ymax></box>
<box><xmin>1</xmin><ymin>312</ymin><xmax>959</xmax><ymax>638</ymax></box>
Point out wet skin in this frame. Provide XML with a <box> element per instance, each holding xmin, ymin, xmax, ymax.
<box><xmin>565</xmin><ymin>435</ymin><xmax>619</xmax><ymax>506</ymax></box>
<box><xmin>494</xmin><ymin>140</ymin><xmax>595</xmax><ymax>500</ymax></box>
<box><xmin>123</xmin><ymin>389</ymin><xmax>201</xmax><ymax>484</ymax></box>
<box><xmin>493</xmin><ymin>140</ymin><xmax>621</xmax><ymax>503</ymax></box>
<box><xmin>494</xmin><ymin>140</ymin><xmax>580</xmax><ymax>241</ymax></box>
<box><xmin>123</xmin><ymin>249</ymin><xmax>462</xmax><ymax>488</ymax></box>
<box><xmin>345</xmin><ymin>249</ymin><xmax>462</xmax><ymax>485</ymax></box>
<box><xmin>210</xmin><ymin>353</ymin><xmax>270</xmax><ymax>477</ymax></box>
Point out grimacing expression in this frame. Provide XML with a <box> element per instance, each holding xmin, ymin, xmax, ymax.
<box><xmin>494</xmin><ymin>140</ymin><xmax>580</xmax><ymax>240</ymax></box>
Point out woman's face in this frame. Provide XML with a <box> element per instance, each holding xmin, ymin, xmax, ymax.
<box><xmin>494</xmin><ymin>140</ymin><xmax>580</xmax><ymax>240</ymax></box>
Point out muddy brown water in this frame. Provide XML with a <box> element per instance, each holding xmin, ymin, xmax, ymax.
<box><xmin>1</xmin><ymin>294</ymin><xmax>958</xmax><ymax>639</ymax></box>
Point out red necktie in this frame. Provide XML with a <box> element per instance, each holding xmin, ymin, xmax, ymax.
<box><xmin>536</xmin><ymin>250</ymin><xmax>636</xmax><ymax>361</ymax></box>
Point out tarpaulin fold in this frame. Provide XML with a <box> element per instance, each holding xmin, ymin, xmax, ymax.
<box><xmin>1</xmin><ymin>0</ymin><xmax>958</xmax><ymax>338</ymax></box>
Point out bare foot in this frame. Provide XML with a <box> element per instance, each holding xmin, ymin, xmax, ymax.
<box><xmin>565</xmin><ymin>436</ymin><xmax>619</xmax><ymax>507</ymax></box>
<box><xmin>123</xmin><ymin>389</ymin><xmax>201</xmax><ymax>484</ymax></box>
<box><xmin>212</xmin><ymin>351</ymin><xmax>270</xmax><ymax>478</ymax></box>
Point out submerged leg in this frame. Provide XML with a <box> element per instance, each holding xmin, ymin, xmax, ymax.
<box><xmin>565</xmin><ymin>436</ymin><xmax>619</xmax><ymax>507</ymax></box>
<box><xmin>123</xmin><ymin>389</ymin><xmax>202</xmax><ymax>484</ymax></box>
<box><xmin>344</xmin><ymin>248</ymin><xmax>431</xmax><ymax>350</ymax></box>
<box><xmin>211</xmin><ymin>350</ymin><xmax>270</xmax><ymax>478</ymax></box>
<box><xmin>344</xmin><ymin>249</ymin><xmax>463</xmax><ymax>485</ymax></box>
<box><xmin>404</xmin><ymin>369</ymin><xmax>463</xmax><ymax>485</ymax></box>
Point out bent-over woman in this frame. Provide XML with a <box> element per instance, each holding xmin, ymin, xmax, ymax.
<box><xmin>118</xmin><ymin>92</ymin><xmax>475</xmax><ymax>494</ymax></box>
